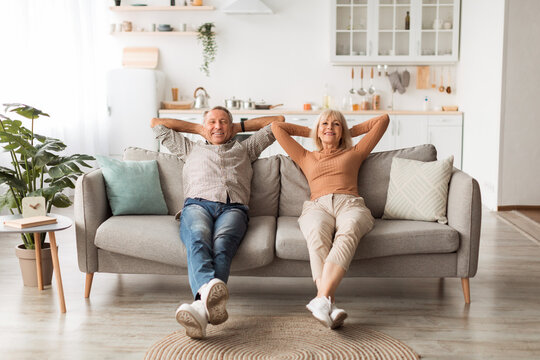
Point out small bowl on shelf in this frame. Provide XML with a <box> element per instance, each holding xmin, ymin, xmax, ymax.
<box><xmin>158</xmin><ymin>24</ymin><xmax>173</xmax><ymax>31</ymax></box>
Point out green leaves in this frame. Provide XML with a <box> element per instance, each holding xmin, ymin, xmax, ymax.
<box><xmin>4</xmin><ymin>103</ymin><xmax>49</xmax><ymax>119</ymax></box>
<box><xmin>197</xmin><ymin>22</ymin><xmax>217</xmax><ymax>77</ymax></box>
<box><xmin>0</xmin><ymin>103</ymin><xmax>94</xmax><ymax>248</ymax></box>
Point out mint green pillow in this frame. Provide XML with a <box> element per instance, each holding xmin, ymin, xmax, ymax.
<box><xmin>96</xmin><ymin>156</ymin><xmax>168</xmax><ymax>216</ymax></box>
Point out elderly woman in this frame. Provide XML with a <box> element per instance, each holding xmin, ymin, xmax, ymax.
<box><xmin>271</xmin><ymin>110</ymin><xmax>389</xmax><ymax>329</ymax></box>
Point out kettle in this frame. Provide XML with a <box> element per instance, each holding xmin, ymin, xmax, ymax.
<box><xmin>193</xmin><ymin>87</ymin><xmax>210</xmax><ymax>109</ymax></box>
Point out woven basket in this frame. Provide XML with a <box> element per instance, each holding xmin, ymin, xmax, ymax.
<box><xmin>161</xmin><ymin>101</ymin><xmax>193</xmax><ymax>110</ymax></box>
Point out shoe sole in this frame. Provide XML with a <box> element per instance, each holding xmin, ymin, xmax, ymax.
<box><xmin>206</xmin><ymin>281</ymin><xmax>229</xmax><ymax>325</ymax></box>
<box><xmin>176</xmin><ymin>310</ymin><xmax>205</xmax><ymax>339</ymax></box>
<box><xmin>331</xmin><ymin>312</ymin><xmax>348</xmax><ymax>329</ymax></box>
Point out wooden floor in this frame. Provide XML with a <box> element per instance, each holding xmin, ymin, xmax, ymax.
<box><xmin>519</xmin><ymin>209</ymin><xmax>540</xmax><ymax>224</ymax></box>
<box><xmin>498</xmin><ymin>210</ymin><xmax>540</xmax><ymax>244</ymax></box>
<box><xmin>1</xmin><ymin>208</ymin><xmax>540</xmax><ymax>359</ymax></box>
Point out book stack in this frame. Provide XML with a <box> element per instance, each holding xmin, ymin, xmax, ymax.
<box><xmin>3</xmin><ymin>216</ymin><xmax>57</xmax><ymax>229</ymax></box>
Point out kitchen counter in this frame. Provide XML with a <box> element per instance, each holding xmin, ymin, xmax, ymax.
<box><xmin>159</xmin><ymin>109</ymin><xmax>463</xmax><ymax>115</ymax></box>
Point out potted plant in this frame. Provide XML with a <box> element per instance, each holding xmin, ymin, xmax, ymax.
<box><xmin>0</xmin><ymin>103</ymin><xmax>94</xmax><ymax>286</ymax></box>
<box><xmin>197</xmin><ymin>22</ymin><xmax>217</xmax><ymax>77</ymax></box>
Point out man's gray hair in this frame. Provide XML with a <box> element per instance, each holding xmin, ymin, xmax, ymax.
<box><xmin>203</xmin><ymin>106</ymin><xmax>233</xmax><ymax>124</ymax></box>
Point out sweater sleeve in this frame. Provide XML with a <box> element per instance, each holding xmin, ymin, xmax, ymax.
<box><xmin>271</xmin><ymin>122</ymin><xmax>309</xmax><ymax>165</ymax></box>
<box><xmin>352</xmin><ymin>114</ymin><xmax>390</xmax><ymax>155</ymax></box>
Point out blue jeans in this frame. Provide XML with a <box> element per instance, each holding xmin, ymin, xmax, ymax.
<box><xmin>180</xmin><ymin>198</ymin><xmax>249</xmax><ymax>298</ymax></box>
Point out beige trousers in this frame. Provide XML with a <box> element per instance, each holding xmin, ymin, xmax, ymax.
<box><xmin>298</xmin><ymin>194</ymin><xmax>375</xmax><ymax>281</ymax></box>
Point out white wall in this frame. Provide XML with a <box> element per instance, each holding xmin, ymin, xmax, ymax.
<box><xmin>456</xmin><ymin>0</ymin><xmax>506</xmax><ymax>210</ymax></box>
<box><xmin>498</xmin><ymin>0</ymin><xmax>540</xmax><ymax>206</ymax></box>
<box><xmin>108</xmin><ymin>0</ymin><xmax>457</xmax><ymax>112</ymax></box>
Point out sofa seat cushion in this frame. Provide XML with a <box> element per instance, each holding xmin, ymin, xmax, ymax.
<box><xmin>275</xmin><ymin>217</ymin><xmax>459</xmax><ymax>261</ymax></box>
<box><xmin>95</xmin><ymin>215</ymin><xmax>276</xmax><ymax>270</ymax></box>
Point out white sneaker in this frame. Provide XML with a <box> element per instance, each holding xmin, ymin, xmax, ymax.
<box><xmin>306</xmin><ymin>296</ymin><xmax>332</xmax><ymax>328</ymax></box>
<box><xmin>330</xmin><ymin>303</ymin><xmax>348</xmax><ymax>329</ymax></box>
<box><xmin>175</xmin><ymin>300</ymin><xmax>208</xmax><ymax>339</ymax></box>
<box><xmin>199</xmin><ymin>278</ymin><xmax>229</xmax><ymax>325</ymax></box>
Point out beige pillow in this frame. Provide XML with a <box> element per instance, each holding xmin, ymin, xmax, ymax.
<box><xmin>382</xmin><ymin>156</ymin><xmax>453</xmax><ymax>224</ymax></box>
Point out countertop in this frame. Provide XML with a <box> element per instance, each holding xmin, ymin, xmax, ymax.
<box><xmin>159</xmin><ymin>109</ymin><xmax>463</xmax><ymax>115</ymax></box>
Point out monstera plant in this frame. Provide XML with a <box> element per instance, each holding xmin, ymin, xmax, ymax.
<box><xmin>0</xmin><ymin>103</ymin><xmax>94</xmax><ymax>249</ymax></box>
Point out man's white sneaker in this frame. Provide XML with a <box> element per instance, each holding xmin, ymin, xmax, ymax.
<box><xmin>175</xmin><ymin>300</ymin><xmax>208</xmax><ymax>339</ymax></box>
<box><xmin>306</xmin><ymin>296</ymin><xmax>332</xmax><ymax>328</ymax></box>
<box><xmin>330</xmin><ymin>303</ymin><xmax>348</xmax><ymax>329</ymax></box>
<box><xmin>199</xmin><ymin>278</ymin><xmax>229</xmax><ymax>325</ymax></box>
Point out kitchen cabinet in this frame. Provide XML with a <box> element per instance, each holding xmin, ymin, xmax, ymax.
<box><xmin>373</xmin><ymin>115</ymin><xmax>428</xmax><ymax>151</ymax></box>
<box><xmin>427</xmin><ymin>114</ymin><xmax>462</xmax><ymax>168</ymax></box>
<box><xmin>331</xmin><ymin>0</ymin><xmax>460</xmax><ymax>65</ymax></box>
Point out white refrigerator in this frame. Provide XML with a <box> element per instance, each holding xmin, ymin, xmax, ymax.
<box><xmin>107</xmin><ymin>69</ymin><xmax>165</xmax><ymax>157</ymax></box>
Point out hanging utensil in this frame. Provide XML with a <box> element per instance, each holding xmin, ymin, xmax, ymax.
<box><xmin>368</xmin><ymin>67</ymin><xmax>376</xmax><ymax>94</ymax></box>
<box><xmin>357</xmin><ymin>67</ymin><xmax>367</xmax><ymax>96</ymax></box>
<box><xmin>446</xmin><ymin>67</ymin><xmax>452</xmax><ymax>94</ymax></box>
<box><xmin>401</xmin><ymin>68</ymin><xmax>410</xmax><ymax>88</ymax></box>
<box><xmin>384</xmin><ymin>64</ymin><xmax>389</xmax><ymax>76</ymax></box>
<box><xmin>377</xmin><ymin>64</ymin><xmax>382</xmax><ymax>77</ymax></box>
<box><xmin>349</xmin><ymin>68</ymin><xmax>356</xmax><ymax>94</ymax></box>
<box><xmin>439</xmin><ymin>67</ymin><xmax>445</xmax><ymax>92</ymax></box>
<box><xmin>431</xmin><ymin>66</ymin><xmax>437</xmax><ymax>89</ymax></box>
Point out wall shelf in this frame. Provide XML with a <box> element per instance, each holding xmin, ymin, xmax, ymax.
<box><xmin>109</xmin><ymin>5</ymin><xmax>215</xmax><ymax>12</ymax></box>
<box><xmin>112</xmin><ymin>31</ymin><xmax>198</xmax><ymax>36</ymax></box>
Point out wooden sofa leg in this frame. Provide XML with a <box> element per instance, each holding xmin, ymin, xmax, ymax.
<box><xmin>461</xmin><ymin>278</ymin><xmax>470</xmax><ymax>304</ymax></box>
<box><xmin>85</xmin><ymin>273</ymin><xmax>94</xmax><ymax>298</ymax></box>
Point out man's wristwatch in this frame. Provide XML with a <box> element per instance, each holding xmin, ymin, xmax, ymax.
<box><xmin>240</xmin><ymin>118</ymin><xmax>246</xmax><ymax>132</ymax></box>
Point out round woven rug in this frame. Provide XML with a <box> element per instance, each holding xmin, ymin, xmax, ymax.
<box><xmin>145</xmin><ymin>316</ymin><xmax>419</xmax><ymax>360</ymax></box>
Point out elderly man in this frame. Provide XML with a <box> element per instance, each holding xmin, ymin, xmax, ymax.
<box><xmin>151</xmin><ymin>106</ymin><xmax>284</xmax><ymax>339</ymax></box>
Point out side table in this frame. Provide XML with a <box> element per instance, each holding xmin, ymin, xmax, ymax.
<box><xmin>1</xmin><ymin>213</ymin><xmax>73</xmax><ymax>313</ymax></box>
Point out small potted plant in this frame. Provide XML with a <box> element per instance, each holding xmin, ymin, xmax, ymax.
<box><xmin>0</xmin><ymin>103</ymin><xmax>94</xmax><ymax>286</ymax></box>
<box><xmin>197</xmin><ymin>22</ymin><xmax>217</xmax><ymax>77</ymax></box>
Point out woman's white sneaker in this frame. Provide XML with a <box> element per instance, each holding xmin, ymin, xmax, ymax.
<box><xmin>330</xmin><ymin>303</ymin><xmax>348</xmax><ymax>329</ymax></box>
<box><xmin>306</xmin><ymin>296</ymin><xmax>332</xmax><ymax>328</ymax></box>
<box><xmin>175</xmin><ymin>300</ymin><xmax>208</xmax><ymax>339</ymax></box>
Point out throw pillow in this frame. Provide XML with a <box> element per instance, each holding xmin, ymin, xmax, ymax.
<box><xmin>96</xmin><ymin>156</ymin><xmax>169</xmax><ymax>216</ymax></box>
<box><xmin>382</xmin><ymin>156</ymin><xmax>453</xmax><ymax>224</ymax></box>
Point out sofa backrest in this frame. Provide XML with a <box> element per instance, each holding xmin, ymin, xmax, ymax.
<box><xmin>278</xmin><ymin>144</ymin><xmax>437</xmax><ymax>218</ymax></box>
<box><xmin>249</xmin><ymin>156</ymin><xmax>280</xmax><ymax>217</ymax></box>
<box><xmin>123</xmin><ymin>147</ymin><xmax>281</xmax><ymax>217</ymax></box>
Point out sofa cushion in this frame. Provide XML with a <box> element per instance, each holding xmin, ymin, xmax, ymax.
<box><xmin>278</xmin><ymin>144</ymin><xmax>437</xmax><ymax>218</ymax></box>
<box><xmin>275</xmin><ymin>217</ymin><xmax>459</xmax><ymax>261</ymax></box>
<box><xmin>123</xmin><ymin>147</ymin><xmax>184</xmax><ymax>216</ymax></box>
<box><xmin>95</xmin><ymin>215</ymin><xmax>275</xmax><ymax>270</ymax></box>
<box><xmin>96</xmin><ymin>156</ymin><xmax>169</xmax><ymax>216</ymax></box>
<box><xmin>248</xmin><ymin>156</ymin><xmax>280</xmax><ymax>217</ymax></box>
<box><xmin>383</xmin><ymin>156</ymin><xmax>454</xmax><ymax>224</ymax></box>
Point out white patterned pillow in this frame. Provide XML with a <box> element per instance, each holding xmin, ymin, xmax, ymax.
<box><xmin>382</xmin><ymin>156</ymin><xmax>453</xmax><ymax>224</ymax></box>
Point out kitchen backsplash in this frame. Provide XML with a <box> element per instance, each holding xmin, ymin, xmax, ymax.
<box><xmin>109</xmin><ymin>0</ymin><xmax>458</xmax><ymax>112</ymax></box>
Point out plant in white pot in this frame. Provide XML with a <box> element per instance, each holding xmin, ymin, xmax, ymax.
<box><xmin>0</xmin><ymin>103</ymin><xmax>94</xmax><ymax>286</ymax></box>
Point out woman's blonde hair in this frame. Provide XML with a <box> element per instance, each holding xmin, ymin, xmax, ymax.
<box><xmin>310</xmin><ymin>109</ymin><xmax>352</xmax><ymax>151</ymax></box>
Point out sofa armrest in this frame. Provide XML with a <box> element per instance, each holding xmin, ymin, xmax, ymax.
<box><xmin>74</xmin><ymin>169</ymin><xmax>111</xmax><ymax>273</ymax></box>
<box><xmin>447</xmin><ymin>169</ymin><xmax>482</xmax><ymax>278</ymax></box>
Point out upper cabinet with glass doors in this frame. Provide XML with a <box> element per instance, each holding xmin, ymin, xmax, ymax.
<box><xmin>331</xmin><ymin>0</ymin><xmax>460</xmax><ymax>65</ymax></box>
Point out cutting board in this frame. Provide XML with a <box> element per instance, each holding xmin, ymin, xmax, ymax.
<box><xmin>416</xmin><ymin>66</ymin><xmax>430</xmax><ymax>89</ymax></box>
<box><xmin>122</xmin><ymin>47</ymin><xmax>159</xmax><ymax>69</ymax></box>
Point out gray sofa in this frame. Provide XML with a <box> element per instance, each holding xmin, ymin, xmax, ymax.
<box><xmin>74</xmin><ymin>144</ymin><xmax>481</xmax><ymax>303</ymax></box>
